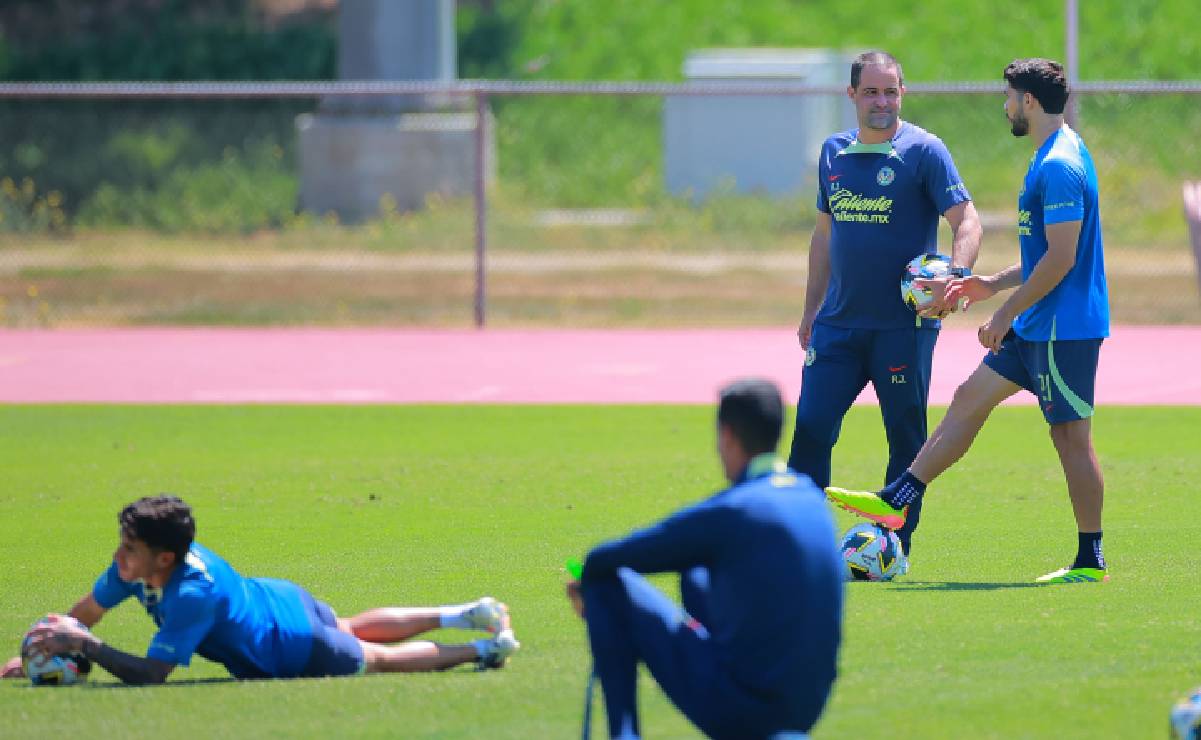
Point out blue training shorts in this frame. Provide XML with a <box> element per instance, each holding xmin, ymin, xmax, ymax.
<box><xmin>983</xmin><ymin>330</ymin><xmax>1102</xmax><ymax>424</ymax></box>
<box><xmin>299</xmin><ymin>591</ymin><xmax>366</xmax><ymax>677</ymax></box>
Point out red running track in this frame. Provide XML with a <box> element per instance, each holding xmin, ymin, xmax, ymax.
<box><xmin>0</xmin><ymin>327</ymin><xmax>1196</xmax><ymax>405</ymax></box>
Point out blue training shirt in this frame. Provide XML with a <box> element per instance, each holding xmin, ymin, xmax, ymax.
<box><xmin>93</xmin><ymin>543</ymin><xmax>315</xmax><ymax>679</ymax></box>
<box><xmin>1013</xmin><ymin>125</ymin><xmax>1110</xmax><ymax>341</ymax></box>
<box><xmin>816</xmin><ymin>121</ymin><xmax>971</xmax><ymax>329</ymax></box>
<box><xmin>582</xmin><ymin>455</ymin><xmax>844</xmax><ymax>719</ymax></box>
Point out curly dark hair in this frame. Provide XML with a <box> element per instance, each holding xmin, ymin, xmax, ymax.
<box><xmin>119</xmin><ymin>495</ymin><xmax>195</xmax><ymax>564</ymax></box>
<box><xmin>1004</xmin><ymin>58</ymin><xmax>1069</xmax><ymax>114</ymax></box>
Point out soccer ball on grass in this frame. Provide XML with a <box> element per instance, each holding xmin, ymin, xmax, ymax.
<box><xmin>20</xmin><ymin>616</ymin><xmax>92</xmax><ymax>686</ymax></box>
<box><xmin>839</xmin><ymin>523</ymin><xmax>905</xmax><ymax>582</ymax></box>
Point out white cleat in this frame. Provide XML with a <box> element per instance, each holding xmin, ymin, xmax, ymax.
<box><xmin>477</xmin><ymin>629</ymin><xmax>520</xmax><ymax>671</ymax></box>
<box><xmin>463</xmin><ymin>596</ymin><xmax>506</xmax><ymax>634</ymax></box>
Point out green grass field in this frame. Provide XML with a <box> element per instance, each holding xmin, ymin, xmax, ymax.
<box><xmin>2</xmin><ymin>404</ymin><xmax>1199</xmax><ymax>738</ymax></box>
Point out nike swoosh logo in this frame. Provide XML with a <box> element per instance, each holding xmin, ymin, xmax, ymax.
<box><xmin>888</xmin><ymin>365</ymin><xmax>907</xmax><ymax>372</ymax></box>
<box><xmin>828</xmin><ymin>175</ymin><xmax>841</xmax><ymax>181</ymax></box>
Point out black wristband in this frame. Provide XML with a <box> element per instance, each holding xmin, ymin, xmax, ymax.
<box><xmin>949</xmin><ymin>266</ymin><xmax>972</xmax><ymax>278</ymax></box>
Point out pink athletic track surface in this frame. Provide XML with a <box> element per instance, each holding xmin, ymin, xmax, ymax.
<box><xmin>0</xmin><ymin>327</ymin><xmax>1196</xmax><ymax>405</ymax></box>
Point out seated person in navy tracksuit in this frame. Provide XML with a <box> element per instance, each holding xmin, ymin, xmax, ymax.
<box><xmin>566</xmin><ymin>378</ymin><xmax>845</xmax><ymax>740</ymax></box>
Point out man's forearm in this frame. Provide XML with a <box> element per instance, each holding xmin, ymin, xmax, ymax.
<box><xmin>67</xmin><ymin>593</ymin><xmax>106</xmax><ymax>629</ymax></box>
<box><xmin>997</xmin><ymin>253</ymin><xmax>1073</xmax><ymax>320</ymax></box>
<box><xmin>803</xmin><ymin>235</ymin><xmax>831</xmax><ymax>317</ymax></box>
<box><xmin>949</xmin><ymin>206</ymin><xmax>983</xmax><ymax>269</ymax></box>
<box><xmin>82</xmin><ymin>638</ymin><xmax>170</xmax><ymax>685</ymax></box>
<box><xmin>989</xmin><ymin>264</ymin><xmax>1024</xmax><ymax>292</ymax></box>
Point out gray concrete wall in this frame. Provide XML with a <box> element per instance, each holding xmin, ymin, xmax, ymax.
<box><xmin>665</xmin><ymin>49</ymin><xmax>856</xmax><ymax>200</ymax></box>
<box><xmin>298</xmin><ymin>110</ymin><xmax>493</xmax><ymax>222</ymax></box>
<box><xmin>299</xmin><ymin>0</ymin><xmax>490</xmax><ymax>220</ymax></box>
<box><xmin>334</xmin><ymin>0</ymin><xmax>456</xmax><ymax>113</ymax></box>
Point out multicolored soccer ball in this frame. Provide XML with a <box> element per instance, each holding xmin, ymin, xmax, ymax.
<box><xmin>900</xmin><ymin>253</ymin><xmax>952</xmax><ymax>310</ymax></box>
<box><xmin>20</xmin><ymin>616</ymin><xmax>92</xmax><ymax>686</ymax></box>
<box><xmin>839</xmin><ymin>523</ymin><xmax>905</xmax><ymax>582</ymax></box>
<box><xmin>1172</xmin><ymin>686</ymin><xmax>1201</xmax><ymax>739</ymax></box>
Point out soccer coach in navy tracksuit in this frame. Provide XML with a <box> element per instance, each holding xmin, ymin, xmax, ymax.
<box><xmin>789</xmin><ymin>50</ymin><xmax>983</xmax><ymax>555</ymax></box>
<box><xmin>565</xmin><ymin>379</ymin><xmax>844</xmax><ymax>740</ymax></box>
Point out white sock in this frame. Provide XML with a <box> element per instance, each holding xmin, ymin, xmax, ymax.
<box><xmin>438</xmin><ymin>602</ymin><xmax>474</xmax><ymax>630</ymax></box>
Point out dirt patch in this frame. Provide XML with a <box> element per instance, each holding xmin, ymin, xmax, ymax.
<box><xmin>2</xmin><ymin>234</ymin><xmax>1197</xmax><ymax>326</ymax></box>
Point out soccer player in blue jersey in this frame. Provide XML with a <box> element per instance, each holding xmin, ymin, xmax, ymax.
<box><xmin>789</xmin><ymin>50</ymin><xmax>983</xmax><ymax>559</ymax></box>
<box><xmin>827</xmin><ymin>58</ymin><xmax>1112</xmax><ymax>584</ymax></box>
<box><xmin>566</xmin><ymin>378</ymin><xmax>844</xmax><ymax>739</ymax></box>
<box><xmin>5</xmin><ymin>495</ymin><xmax>519</xmax><ymax>683</ymax></box>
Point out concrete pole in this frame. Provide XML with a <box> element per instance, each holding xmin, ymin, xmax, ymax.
<box><xmin>335</xmin><ymin>0</ymin><xmax>456</xmax><ymax>112</ymax></box>
<box><xmin>1065</xmin><ymin>0</ymin><xmax>1079</xmax><ymax>127</ymax></box>
<box><xmin>474</xmin><ymin>93</ymin><xmax>489</xmax><ymax>328</ymax></box>
<box><xmin>300</xmin><ymin>0</ymin><xmax>494</xmax><ymax>222</ymax></box>
<box><xmin>1185</xmin><ymin>181</ymin><xmax>1201</xmax><ymax>303</ymax></box>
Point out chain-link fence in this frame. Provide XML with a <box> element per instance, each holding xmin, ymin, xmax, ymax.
<box><xmin>1</xmin><ymin>81</ymin><xmax>1199</xmax><ymax>327</ymax></box>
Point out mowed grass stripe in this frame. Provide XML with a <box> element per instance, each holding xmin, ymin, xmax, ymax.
<box><xmin>1</xmin><ymin>405</ymin><xmax>1197</xmax><ymax>739</ymax></box>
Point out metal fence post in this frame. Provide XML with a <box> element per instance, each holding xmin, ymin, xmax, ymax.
<box><xmin>1065</xmin><ymin>0</ymin><xmax>1080</xmax><ymax>127</ymax></box>
<box><xmin>473</xmin><ymin>91</ymin><xmax>489</xmax><ymax>328</ymax></box>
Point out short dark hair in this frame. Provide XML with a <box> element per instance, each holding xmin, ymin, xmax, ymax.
<box><xmin>119</xmin><ymin>495</ymin><xmax>195</xmax><ymax>564</ymax></box>
<box><xmin>717</xmin><ymin>378</ymin><xmax>784</xmax><ymax>456</ymax></box>
<box><xmin>1004</xmin><ymin>58</ymin><xmax>1069</xmax><ymax>114</ymax></box>
<box><xmin>851</xmin><ymin>50</ymin><xmax>903</xmax><ymax>89</ymax></box>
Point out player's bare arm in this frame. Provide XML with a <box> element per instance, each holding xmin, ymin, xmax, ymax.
<box><xmin>1185</xmin><ymin>180</ymin><xmax>1201</xmax><ymax>253</ymax></box>
<box><xmin>68</xmin><ymin>593</ymin><xmax>107</xmax><ymax>628</ymax></box>
<box><xmin>26</xmin><ymin>614</ymin><xmax>174</xmax><ymax>685</ymax></box>
<box><xmin>798</xmin><ymin>212</ymin><xmax>832</xmax><ymax>349</ymax></box>
<box><xmin>944</xmin><ymin>263</ymin><xmax>1023</xmax><ymax>310</ymax></box>
<box><xmin>945</xmin><ymin>200</ymin><xmax>984</xmax><ymax>272</ymax></box>
<box><xmin>979</xmin><ymin>219</ymin><xmax>1082</xmax><ymax>352</ymax></box>
<box><xmin>1183</xmin><ymin>180</ymin><xmax>1201</xmax><ymax>224</ymax></box>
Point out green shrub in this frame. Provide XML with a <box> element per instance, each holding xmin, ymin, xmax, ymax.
<box><xmin>0</xmin><ymin>176</ymin><xmax>68</xmax><ymax>233</ymax></box>
<box><xmin>76</xmin><ymin>139</ymin><xmax>297</xmax><ymax>233</ymax></box>
<box><xmin>1</xmin><ymin>1</ymin><xmax>1198</xmax><ymax>235</ymax></box>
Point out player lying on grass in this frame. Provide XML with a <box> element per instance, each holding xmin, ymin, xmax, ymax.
<box><xmin>826</xmin><ymin>58</ymin><xmax>1111</xmax><ymax>585</ymax></box>
<box><xmin>2</xmin><ymin>495</ymin><xmax>519</xmax><ymax>684</ymax></box>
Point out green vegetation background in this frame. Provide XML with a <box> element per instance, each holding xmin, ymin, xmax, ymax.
<box><xmin>0</xmin><ymin>0</ymin><xmax>1198</xmax><ymax>237</ymax></box>
<box><xmin>1</xmin><ymin>404</ymin><xmax>1199</xmax><ymax>738</ymax></box>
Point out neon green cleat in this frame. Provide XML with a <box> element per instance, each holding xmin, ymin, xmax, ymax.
<box><xmin>1035</xmin><ymin>566</ymin><xmax>1109</xmax><ymax>584</ymax></box>
<box><xmin>825</xmin><ymin>487</ymin><xmax>907</xmax><ymax>530</ymax></box>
